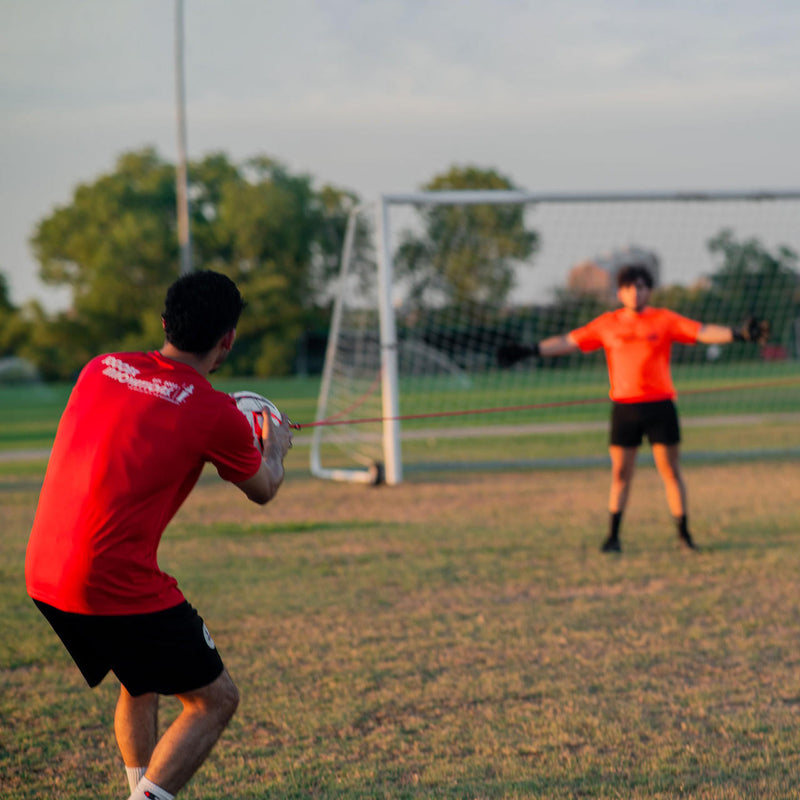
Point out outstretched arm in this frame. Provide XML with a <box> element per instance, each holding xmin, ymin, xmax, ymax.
<box><xmin>697</xmin><ymin>317</ymin><xmax>770</xmax><ymax>346</ymax></box>
<box><xmin>496</xmin><ymin>332</ymin><xmax>580</xmax><ymax>367</ymax></box>
<box><xmin>538</xmin><ymin>333</ymin><xmax>581</xmax><ymax>357</ymax></box>
<box><xmin>696</xmin><ymin>324</ymin><xmax>736</xmax><ymax>345</ymax></box>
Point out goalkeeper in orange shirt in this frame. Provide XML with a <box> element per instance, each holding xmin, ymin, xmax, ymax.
<box><xmin>498</xmin><ymin>264</ymin><xmax>769</xmax><ymax>553</ymax></box>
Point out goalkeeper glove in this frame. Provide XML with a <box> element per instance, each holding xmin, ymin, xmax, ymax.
<box><xmin>732</xmin><ymin>317</ymin><xmax>770</xmax><ymax>344</ymax></box>
<box><xmin>496</xmin><ymin>342</ymin><xmax>541</xmax><ymax>368</ymax></box>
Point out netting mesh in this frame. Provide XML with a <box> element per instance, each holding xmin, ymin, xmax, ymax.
<box><xmin>313</xmin><ymin>192</ymin><xmax>800</xmax><ymax>480</ymax></box>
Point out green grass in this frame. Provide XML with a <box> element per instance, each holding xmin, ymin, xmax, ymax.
<box><xmin>320</xmin><ymin>360</ymin><xmax>800</xmax><ymax>472</ymax></box>
<box><xmin>4</xmin><ymin>364</ymin><xmax>799</xmax><ymax>486</ymax></box>
<box><xmin>395</xmin><ymin>421</ymin><xmax>800</xmax><ymax>470</ymax></box>
<box><xmin>4</xmin><ymin>458</ymin><xmax>800</xmax><ymax>798</ymax></box>
<box><xmin>4</xmin><ymin>362</ymin><xmax>798</xmax><ymax>454</ymax></box>
<box><xmin>0</xmin><ymin>376</ymin><xmax>323</xmax><ymax>453</ymax></box>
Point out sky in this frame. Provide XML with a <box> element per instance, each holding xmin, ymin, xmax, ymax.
<box><xmin>2</xmin><ymin>0</ymin><xmax>799</xmax><ymax>310</ymax></box>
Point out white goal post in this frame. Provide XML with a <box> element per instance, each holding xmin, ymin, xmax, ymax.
<box><xmin>311</xmin><ymin>189</ymin><xmax>800</xmax><ymax>485</ymax></box>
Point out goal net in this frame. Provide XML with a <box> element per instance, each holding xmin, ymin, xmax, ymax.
<box><xmin>311</xmin><ymin>190</ymin><xmax>800</xmax><ymax>485</ymax></box>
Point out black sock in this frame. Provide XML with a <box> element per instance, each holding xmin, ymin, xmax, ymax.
<box><xmin>675</xmin><ymin>515</ymin><xmax>689</xmax><ymax>537</ymax></box>
<box><xmin>609</xmin><ymin>511</ymin><xmax>622</xmax><ymax>541</ymax></box>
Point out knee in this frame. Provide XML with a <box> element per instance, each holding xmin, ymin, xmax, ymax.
<box><xmin>611</xmin><ymin>466</ymin><xmax>632</xmax><ymax>485</ymax></box>
<box><xmin>217</xmin><ymin>676</ymin><xmax>240</xmax><ymax>723</ymax></box>
<box><xmin>205</xmin><ymin>683</ymin><xmax>238</xmax><ymax>732</ymax></box>
<box><xmin>186</xmin><ymin>673</ymin><xmax>239</xmax><ymax>727</ymax></box>
<box><xmin>657</xmin><ymin>461</ymin><xmax>682</xmax><ymax>485</ymax></box>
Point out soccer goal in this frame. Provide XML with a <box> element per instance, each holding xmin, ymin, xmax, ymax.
<box><xmin>310</xmin><ymin>189</ymin><xmax>800</xmax><ymax>485</ymax></box>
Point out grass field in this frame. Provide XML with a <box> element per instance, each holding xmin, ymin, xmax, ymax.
<box><xmin>2</xmin><ymin>377</ymin><xmax>800</xmax><ymax>798</ymax></box>
<box><xmin>304</xmin><ymin>360</ymin><xmax>800</xmax><ymax>474</ymax></box>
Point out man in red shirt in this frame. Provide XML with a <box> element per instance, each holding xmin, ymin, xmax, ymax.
<box><xmin>26</xmin><ymin>270</ymin><xmax>292</xmax><ymax>800</ymax></box>
<box><xmin>499</xmin><ymin>264</ymin><xmax>768</xmax><ymax>553</ymax></box>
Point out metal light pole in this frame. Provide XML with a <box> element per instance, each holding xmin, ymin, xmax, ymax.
<box><xmin>174</xmin><ymin>0</ymin><xmax>192</xmax><ymax>274</ymax></box>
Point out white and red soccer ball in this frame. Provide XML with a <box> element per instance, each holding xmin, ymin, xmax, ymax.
<box><xmin>230</xmin><ymin>390</ymin><xmax>283</xmax><ymax>440</ymax></box>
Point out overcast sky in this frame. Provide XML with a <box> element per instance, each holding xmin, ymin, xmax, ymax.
<box><xmin>2</xmin><ymin>0</ymin><xmax>799</xmax><ymax>309</ymax></box>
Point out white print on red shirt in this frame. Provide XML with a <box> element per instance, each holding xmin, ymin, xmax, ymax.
<box><xmin>101</xmin><ymin>355</ymin><xmax>195</xmax><ymax>405</ymax></box>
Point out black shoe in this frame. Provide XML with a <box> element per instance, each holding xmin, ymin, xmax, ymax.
<box><xmin>601</xmin><ymin>536</ymin><xmax>621</xmax><ymax>553</ymax></box>
<box><xmin>679</xmin><ymin>531</ymin><xmax>697</xmax><ymax>551</ymax></box>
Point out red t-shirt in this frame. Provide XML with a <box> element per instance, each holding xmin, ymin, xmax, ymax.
<box><xmin>570</xmin><ymin>307</ymin><xmax>701</xmax><ymax>403</ymax></box>
<box><xmin>25</xmin><ymin>351</ymin><xmax>263</xmax><ymax>615</ymax></box>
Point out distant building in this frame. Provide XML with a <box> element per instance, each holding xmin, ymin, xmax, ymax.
<box><xmin>567</xmin><ymin>246</ymin><xmax>661</xmax><ymax>302</ymax></box>
<box><xmin>0</xmin><ymin>356</ymin><xmax>40</xmax><ymax>384</ymax></box>
<box><xmin>567</xmin><ymin>261</ymin><xmax>613</xmax><ymax>300</ymax></box>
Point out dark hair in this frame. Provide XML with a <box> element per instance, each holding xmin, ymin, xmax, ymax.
<box><xmin>162</xmin><ymin>270</ymin><xmax>245</xmax><ymax>354</ymax></box>
<box><xmin>616</xmin><ymin>264</ymin><xmax>654</xmax><ymax>289</ymax></box>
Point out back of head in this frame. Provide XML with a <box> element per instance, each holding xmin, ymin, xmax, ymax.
<box><xmin>617</xmin><ymin>263</ymin><xmax>654</xmax><ymax>289</ymax></box>
<box><xmin>162</xmin><ymin>270</ymin><xmax>245</xmax><ymax>355</ymax></box>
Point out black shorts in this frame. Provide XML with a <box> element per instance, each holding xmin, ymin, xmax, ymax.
<box><xmin>609</xmin><ymin>399</ymin><xmax>681</xmax><ymax>448</ymax></box>
<box><xmin>33</xmin><ymin>599</ymin><xmax>225</xmax><ymax>697</ymax></box>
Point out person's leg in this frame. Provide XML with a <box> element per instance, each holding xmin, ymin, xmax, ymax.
<box><xmin>603</xmin><ymin>445</ymin><xmax>638</xmax><ymax>551</ymax></box>
<box><xmin>110</xmin><ymin>602</ymin><xmax>235</xmax><ymax>797</ymax></box>
<box><xmin>652</xmin><ymin>442</ymin><xmax>695</xmax><ymax>548</ymax></box>
<box><xmin>651</xmin><ymin>442</ymin><xmax>685</xmax><ymax>516</ymax></box>
<box><xmin>139</xmin><ymin>669</ymin><xmax>239</xmax><ymax>796</ymax></box>
<box><xmin>115</xmin><ymin>687</ymin><xmax>158</xmax><ymax>787</ymax></box>
<box><xmin>609</xmin><ymin>445</ymin><xmax>638</xmax><ymax>513</ymax></box>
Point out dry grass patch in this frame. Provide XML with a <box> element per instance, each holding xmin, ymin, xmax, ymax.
<box><xmin>4</xmin><ymin>459</ymin><xmax>800</xmax><ymax>798</ymax></box>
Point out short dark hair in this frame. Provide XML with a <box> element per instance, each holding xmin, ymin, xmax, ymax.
<box><xmin>162</xmin><ymin>270</ymin><xmax>245</xmax><ymax>354</ymax></box>
<box><xmin>617</xmin><ymin>264</ymin><xmax>654</xmax><ymax>289</ymax></box>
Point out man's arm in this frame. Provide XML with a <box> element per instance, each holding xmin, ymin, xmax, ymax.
<box><xmin>235</xmin><ymin>412</ymin><xmax>293</xmax><ymax>505</ymax></box>
<box><xmin>496</xmin><ymin>332</ymin><xmax>580</xmax><ymax>367</ymax></box>
<box><xmin>696</xmin><ymin>317</ymin><xmax>770</xmax><ymax>346</ymax></box>
<box><xmin>695</xmin><ymin>324</ymin><xmax>736</xmax><ymax>345</ymax></box>
<box><xmin>538</xmin><ymin>333</ymin><xmax>581</xmax><ymax>357</ymax></box>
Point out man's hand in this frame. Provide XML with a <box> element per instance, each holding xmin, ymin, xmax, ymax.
<box><xmin>496</xmin><ymin>342</ymin><xmax>540</xmax><ymax>368</ymax></box>
<box><xmin>261</xmin><ymin>409</ymin><xmax>292</xmax><ymax>461</ymax></box>
<box><xmin>733</xmin><ymin>317</ymin><xmax>770</xmax><ymax>344</ymax></box>
<box><xmin>236</xmin><ymin>412</ymin><xmax>292</xmax><ymax>505</ymax></box>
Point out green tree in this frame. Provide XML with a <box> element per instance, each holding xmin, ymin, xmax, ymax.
<box><xmin>0</xmin><ymin>273</ymin><xmax>13</xmax><ymax>315</ymax></box>
<box><xmin>193</xmin><ymin>154</ymin><xmax>364</xmax><ymax>375</ymax></box>
<box><xmin>31</xmin><ymin>148</ymin><xmax>179</xmax><ymax>375</ymax></box>
<box><xmin>394</xmin><ymin>166</ymin><xmax>538</xmax><ymax>308</ymax></box>
<box><xmin>312</xmin><ymin>183</ymin><xmax>374</xmax><ymax>297</ymax></box>
<box><xmin>651</xmin><ymin>283</ymin><xmax>712</xmax><ymax>322</ymax></box>
<box><xmin>0</xmin><ymin>273</ymin><xmax>33</xmax><ymax>362</ymax></box>
<box><xmin>30</xmin><ymin>149</ymin><xmax>363</xmax><ymax>378</ymax></box>
<box><xmin>706</xmin><ymin>229</ymin><xmax>800</xmax><ymax>345</ymax></box>
<box><xmin>15</xmin><ymin>303</ymin><xmax>95</xmax><ymax>381</ymax></box>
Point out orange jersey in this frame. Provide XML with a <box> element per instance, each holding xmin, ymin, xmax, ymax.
<box><xmin>570</xmin><ymin>307</ymin><xmax>701</xmax><ymax>403</ymax></box>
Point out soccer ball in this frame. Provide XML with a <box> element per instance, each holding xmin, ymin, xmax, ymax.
<box><xmin>230</xmin><ymin>391</ymin><xmax>283</xmax><ymax>440</ymax></box>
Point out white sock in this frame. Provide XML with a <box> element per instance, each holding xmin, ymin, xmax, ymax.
<box><xmin>126</xmin><ymin>766</ymin><xmax>147</xmax><ymax>791</ymax></box>
<box><xmin>128</xmin><ymin>776</ymin><xmax>175</xmax><ymax>800</ymax></box>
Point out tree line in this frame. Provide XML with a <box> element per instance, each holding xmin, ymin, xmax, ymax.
<box><xmin>1</xmin><ymin>148</ymin><xmax>797</xmax><ymax>381</ymax></box>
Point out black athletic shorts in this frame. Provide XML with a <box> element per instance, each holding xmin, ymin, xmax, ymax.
<box><xmin>33</xmin><ymin>599</ymin><xmax>225</xmax><ymax>697</ymax></box>
<box><xmin>609</xmin><ymin>399</ymin><xmax>681</xmax><ymax>448</ymax></box>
